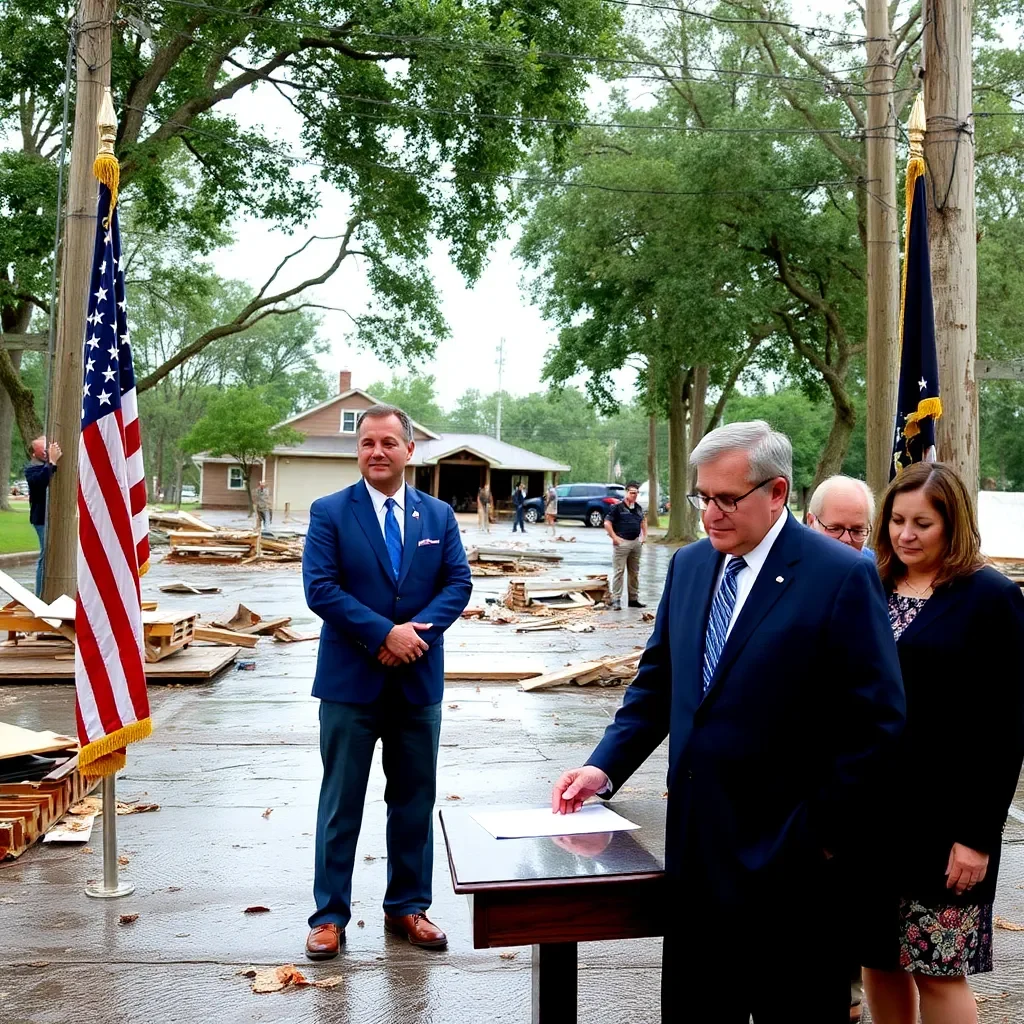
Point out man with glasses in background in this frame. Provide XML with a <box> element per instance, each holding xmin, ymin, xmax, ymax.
<box><xmin>806</xmin><ymin>475</ymin><xmax>875</xmax><ymax>558</ymax></box>
<box><xmin>550</xmin><ymin>421</ymin><xmax>904</xmax><ymax>1023</ymax></box>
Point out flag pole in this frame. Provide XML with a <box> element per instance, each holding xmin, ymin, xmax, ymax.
<box><xmin>86</xmin><ymin>774</ymin><xmax>134</xmax><ymax>898</ymax></box>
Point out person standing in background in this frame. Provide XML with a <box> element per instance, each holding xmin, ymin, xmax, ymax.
<box><xmin>512</xmin><ymin>481</ymin><xmax>527</xmax><ymax>533</ymax></box>
<box><xmin>544</xmin><ymin>484</ymin><xmax>558</xmax><ymax>536</ymax></box>
<box><xmin>604</xmin><ymin>481</ymin><xmax>646</xmax><ymax>610</ymax></box>
<box><xmin>256</xmin><ymin>480</ymin><xmax>272</xmax><ymax>529</ymax></box>
<box><xmin>477</xmin><ymin>483</ymin><xmax>491</xmax><ymax>533</ymax></box>
<box><xmin>25</xmin><ymin>436</ymin><xmax>61</xmax><ymax>596</ymax></box>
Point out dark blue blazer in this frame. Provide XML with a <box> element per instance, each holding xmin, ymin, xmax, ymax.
<box><xmin>303</xmin><ymin>480</ymin><xmax>473</xmax><ymax>705</ymax></box>
<box><xmin>588</xmin><ymin>513</ymin><xmax>905</xmax><ymax>907</ymax></box>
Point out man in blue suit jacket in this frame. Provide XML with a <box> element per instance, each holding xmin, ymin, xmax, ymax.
<box><xmin>552</xmin><ymin>421</ymin><xmax>905</xmax><ymax>1023</ymax></box>
<box><xmin>302</xmin><ymin>404</ymin><xmax>472</xmax><ymax>960</ymax></box>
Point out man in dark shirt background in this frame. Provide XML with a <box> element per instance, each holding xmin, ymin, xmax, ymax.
<box><xmin>24</xmin><ymin>436</ymin><xmax>62</xmax><ymax>596</ymax></box>
<box><xmin>604</xmin><ymin>480</ymin><xmax>646</xmax><ymax>610</ymax></box>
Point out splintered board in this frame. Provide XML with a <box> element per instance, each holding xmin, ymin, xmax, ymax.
<box><xmin>443</xmin><ymin>656</ymin><xmax>548</xmax><ymax>681</ymax></box>
<box><xmin>0</xmin><ymin>645</ymin><xmax>241</xmax><ymax>685</ymax></box>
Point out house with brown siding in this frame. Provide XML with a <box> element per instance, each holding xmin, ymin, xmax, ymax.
<box><xmin>194</xmin><ymin>371</ymin><xmax>570</xmax><ymax>514</ymax></box>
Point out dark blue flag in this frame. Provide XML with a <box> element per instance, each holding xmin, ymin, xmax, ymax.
<box><xmin>891</xmin><ymin>168</ymin><xmax>941</xmax><ymax>478</ymax></box>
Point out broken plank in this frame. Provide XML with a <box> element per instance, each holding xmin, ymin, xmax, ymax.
<box><xmin>159</xmin><ymin>581</ymin><xmax>222</xmax><ymax>595</ymax></box>
<box><xmin>194</xmin><ymin>626</ymin><xmax>259</xmax><ymax>648</ymax></box>
<box><xmin>272</xmin><ymin>626</ymin><xmax>319</xmax><ymax>642</ymax></box>
<box><xmin>443</xmin><ymin>656</ymin><xmax>547</xmax><ymax>681</ymax></box>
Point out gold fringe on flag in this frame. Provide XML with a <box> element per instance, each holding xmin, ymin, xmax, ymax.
<box><xmin>95</xmin><ymin>88</ymin><xmax>119</xmax><ymax>226</ymax></box>
<box><xmin>897</xmin><ymin>94</ymin><xmax>942</xmax><ymax>442</ymax></box>
<box><xmin>79</xmin><ymin>717</ymin><xmax>153</xmax><ymax>778</ymax></box>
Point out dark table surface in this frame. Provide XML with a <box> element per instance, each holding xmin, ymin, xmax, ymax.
<box><xmin>440</xmin><ymin>802</ymin><xmax>666</xmax><ymax>892</ymax></box>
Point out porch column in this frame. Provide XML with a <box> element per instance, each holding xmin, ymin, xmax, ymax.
<box><xmin>432</xmin><ymin>462</ymin><xmax>441</xmax><ymax>498</ymax></box>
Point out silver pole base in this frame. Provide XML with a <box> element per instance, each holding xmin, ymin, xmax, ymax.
<box><xmin>85</xmin><ymin>880</ymin><xmax>135</xmax><ymax>899</ymax></box>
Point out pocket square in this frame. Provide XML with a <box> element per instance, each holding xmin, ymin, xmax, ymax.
<box><xmin>418</xmin><ymin>537</ymin><xmax>440</xmax><ymax>547</ymax></box>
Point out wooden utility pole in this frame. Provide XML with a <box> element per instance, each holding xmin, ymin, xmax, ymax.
<box><xmin>864</xmin><ymin>0</ymin><xmax>900</xmax><ymax>497</ymax></box>
<box><xmin>44</xmin><ymin>0</ymin><xmax>115</xmax><ymax>601</ymax></box>
<box><xmin>923</xmin><ymin>0</ymin><xmax>978</xmax><ymax>493</ymax></box>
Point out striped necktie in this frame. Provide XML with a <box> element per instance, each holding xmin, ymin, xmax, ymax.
<box><xmin>383</xmin><ymin>497</ymin><xmax>403</xmax><ymax>579</ymax></box>
<box><xmin>702</xmin><ymin>556</ymin><xmax>747</xmax><ymax>695</ymax></box>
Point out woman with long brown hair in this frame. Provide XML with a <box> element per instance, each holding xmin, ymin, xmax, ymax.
<box><xmin>862</xmin><ymin>463</ymin><xmax>1024</xmax><ymax>1024</ymax></box>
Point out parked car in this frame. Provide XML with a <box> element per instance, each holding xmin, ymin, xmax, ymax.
<box><xmin>9</xmin><ymin>480</ymin><xmax>28</xmax><ymax>497</ymax></box>
<box><xmin>523</xmin><ymin>483</ymin><xmax>625</xmax><ymax>527</ymax></box>
<box><xmin>180</xmin><ymin>485</ymin><xmax>198</xmax><ymax>501</ymax></box>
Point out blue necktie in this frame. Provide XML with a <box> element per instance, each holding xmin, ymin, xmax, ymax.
<box><xmin>702</xmin><ymin>556</ymin><xmax>747</xmax><ymax>694</ymax></box>
<box><xmin>383</xmin><ymin>497</ymin><xmax>403</xmax><ymax>579</ymax></box>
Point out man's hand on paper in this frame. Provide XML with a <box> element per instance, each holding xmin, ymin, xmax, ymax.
<box><xmin>551</xmin><ymin>765</ymin><xmax>611</xmax><ymax>814</ymax></box>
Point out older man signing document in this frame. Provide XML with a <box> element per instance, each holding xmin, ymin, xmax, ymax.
<box><xmin>551</xmin><ymin>421</ymin><xmax>905</xmax><ymax>1024</ymax></box>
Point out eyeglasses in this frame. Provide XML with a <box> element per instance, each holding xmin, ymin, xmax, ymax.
<box><xmin>686</xmin><ymin>479</ymin><xmax>774</xmax><ymax>514</ymax></box>
<box><xmin>817</xmin><ymin>522</ymin><xmax>871</xmax><ymax>542</ymax></box>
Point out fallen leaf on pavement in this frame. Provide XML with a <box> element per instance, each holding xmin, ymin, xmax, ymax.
<box><xmin>118</xmin><ymin>855</ymin><xmax>130</xmax><ymax>866</ymax></box>
<box><xmin>356</xmin><ymin>920</ymin><xmax>365</xmax><ymax>927</ymax></box>
<box><xmin>995</xmin><ymin>916</ymin><xmax>1024</xmax><ymax>931</ymax></box>
<box><xmin>118</xmin><ymin>914</ymin><xmax>138</xmax><ymax>925</ymax></box>
<box><xmin>167</xmin><ymin>886</ymin><xmax>182</xmax><ymax>892</ymax></box>
<box><xmin>261</xmin><ymin>808</ymin><xmax>273</xmax><ymax>819</ymax></box>
<box><xmin>81</xmin><ymin>847</ymin><xmax>93</xmax><ymax>855</ymax></box>
<box><xmin>641</xmin><ymin>611</ymin><xmax>655</xmax><ymax>622</ymax></box>
<box><xmin>446</xmin><ymin>794</ymin><xmax>462</xmax><ymax>801</ymax></box>
<box><xmin>447</xmin><ymin>704</ymin><xmax>459</xmax><ymax>709</ymax></box>
<box><xmin>313</xmin><ymin>976</ymin><xmax>343</xmax><ymax>989</ymax></box>
<box><xmin>242</xmin><ymin>964</ymin><xmax>309</xmax><ymax>994</ymax></box>
<box><xmin>243</xmin><ymin>906</ymin><xmax>271</xmax><ymax>914</ymax></box>
<box><xmin>363</xmin><ymin>854</ymin><xmax>376</xmax><ymax>861</ymax></box>
<box><xmin>499</xmin><ymin>952</ymin><xmax>517</xmax><ymax>960</ymax></box>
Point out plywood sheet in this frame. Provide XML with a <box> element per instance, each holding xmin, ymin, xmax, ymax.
<box><xmin>0</xmin><ymin>722</ymin><xmax>77</xmax><ymax>758</ymax></box>
<box><xmin>0</xmin><ymin>645</ymin><xmax>240</xmax><ymax>684</ymax></box>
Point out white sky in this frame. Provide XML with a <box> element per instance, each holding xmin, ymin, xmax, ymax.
<box><xmin>211</xmin><ymin>0</ymin><xmax>868</xmax><ymax>408</ymax></box>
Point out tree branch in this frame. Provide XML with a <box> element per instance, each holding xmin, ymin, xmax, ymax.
<box><xmin>136</xmin><ymin>219</ymin><xmax>362</xmax><ymax>392</ymax></box>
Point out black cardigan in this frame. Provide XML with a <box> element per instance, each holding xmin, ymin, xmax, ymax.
<box><xmin>890</xmin><ymin>565</ymin><xmax>1024</xmax><ymax>905</ymax></box>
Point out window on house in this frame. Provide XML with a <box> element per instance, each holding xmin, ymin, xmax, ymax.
<box><xmin>341</xmin><ymin>410</ymin><xmax>358</xmax><ymax>433</ymax></box>
<box><xmin>227</xmin><ymin>466</ymin><xmax>246</xmax><ymax>490</ymax></box>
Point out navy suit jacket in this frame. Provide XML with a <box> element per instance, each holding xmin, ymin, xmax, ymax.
<box><xmin>303</xmin><ymin>481</ymin><xmax>473</xmax><ymax>705</ymax></box>
<box><xmin>588</xmin><ymin>513</ymin><xmax>905</xmax><ymax>907</ymax></box>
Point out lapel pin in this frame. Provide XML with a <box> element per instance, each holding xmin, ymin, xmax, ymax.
<box><xmin>775</xmin><ymin>576</ymin><xmax>784</xmax><ymax>583</ymax></box>
<box><xmin>412</xmin><ymin>510</ymin><xmax>420</xmax><ymax>518</ymax></box>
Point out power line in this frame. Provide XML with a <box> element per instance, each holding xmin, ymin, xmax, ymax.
<box><xmin>126</xmin><ymin>105</ymin><xmax>877</xmax><ymax>199</ymax></box>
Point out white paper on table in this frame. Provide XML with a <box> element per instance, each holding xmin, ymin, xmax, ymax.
<box><xmin>470</xmin><ymin>803</ymin><xmax>640</xmax><ymax>840</ymax></box>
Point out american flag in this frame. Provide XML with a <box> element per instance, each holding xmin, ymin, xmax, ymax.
<box><xmin>75</xmin><ymin>183</ymin><xmax>152</xmax><ymax>777</ymax></box>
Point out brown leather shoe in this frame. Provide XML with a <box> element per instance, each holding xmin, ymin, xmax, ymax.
<box><xmin>305</xmin><ymin>923</ymin><xmax>344</xmax><ymax>960</ymax></box>
<box><xmin>384</xmin><ymin>912</ymin><xmax>447</xmax><ymax>950</ymax></box>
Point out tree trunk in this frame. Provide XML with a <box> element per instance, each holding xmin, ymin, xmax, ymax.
<box><xmin>864</xmin><ymin>0</ymin><xmax>900</xmax><ymax>498</ymax></box>
<box><xmin>680</xmin><ymin>365</ymin><xmax>708</xmax><ymax>541</ymax></box>
<box><xmin>43</xmin><ymin>0</ymin><xmax>115</xmax><ymax>601</ymax></box>
<box><xmin>647</xmin><ymin>411</ymin><xmax>660</xmax><ymax>530</ymax></box>
<box><xmin>173</xmin><ymin>457</ymin><xmax>184</xmax><ymax>508</ymax></box>
<box><xmin>0</xmin><ymin>349</ymin><xmax>25</xmax><ymax>512</ymax></box>
<box><xmin>809</xmin><ymin>385</ymin><xmax>857</xmax><ymax>499</ymax></box>
<box><xmin>924</xmin><ymin>0</ymin><xmax>978</xmax><ymax>494</ymax></box>
<box><xmin>665</xmin><ymin>365</ymin><xmax>692</xmax><ymax>543</ymax></box>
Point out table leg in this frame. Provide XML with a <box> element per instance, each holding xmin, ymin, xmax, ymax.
<box><xmin>531</xmin><ymin>942</ymin><xmax>577</xmax><ymax>1024</ymax></box>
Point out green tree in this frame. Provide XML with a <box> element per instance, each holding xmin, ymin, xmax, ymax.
<box><xmin>181</xmin><ymin>386</ymin><xmax>304</xmax><ymax>511</ymax></box>
<box><xmin>366</xmin><ymin>373</ymin><xmax>447</xmax><ymax>429</ymax></box>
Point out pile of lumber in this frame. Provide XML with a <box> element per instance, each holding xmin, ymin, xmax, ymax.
<box><xmin>0</xmin><ymin>723</ymin><xmax>97</xmax><ymax>860</ymax></box>
<box><xmin>191</xmin><ymin>604</ymin><xmax>316</xmax><ymax>646</ymax></box>
<box><xmin>466</xmin><ymin>545</ymin><xmax>562</xmax><ymax>577</ymax></box>
<box><xmin>503</xmin><ymin>575</ymin><xmax>611</xmax><ymax>613</ymax></box>
<box><xmin>167</xmin><ymin>529</ymin><xmax>303</xmax><ymax>564</ymax></box>
<box><xmin>520</xmin><ymin>650</ymin><xmax>642</xmax><ymax>692</ymax></box>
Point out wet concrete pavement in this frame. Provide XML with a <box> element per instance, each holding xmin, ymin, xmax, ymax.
<box><xmin>1</xmin><ymin>518</ymin><xmax>1023</xmax><ymax>1023</ymax></box>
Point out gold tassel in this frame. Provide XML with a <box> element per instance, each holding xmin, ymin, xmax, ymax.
<box><xmin>79</xmin><ymin>717</ymin><xmax>152</xmax><ymax>778</ymax></box>
<box><xmin>93</xmin><ymin>151</ymin><xmax>120</xmax><ymax>228</ymax></box>
<box><xmin>902</xmin><ymin>396</ymin><xmax>944</xmax><ymax>439</ymax></box>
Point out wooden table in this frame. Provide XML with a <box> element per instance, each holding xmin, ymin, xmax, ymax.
<box><xmin>440</xmin><ymin>803</ymin><xmax>666</xmax><ymax>1023</ymax></box>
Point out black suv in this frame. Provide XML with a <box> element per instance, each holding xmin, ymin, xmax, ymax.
<box><xmin>523</xmin><ymin>483</ymin><xmax>624</xmax><ymax>528</ymax></box>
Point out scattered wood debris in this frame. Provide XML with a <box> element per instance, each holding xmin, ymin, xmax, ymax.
<box><xmin>271</xmin><ymin>627</ymin><xmax>319</xmax><ymax>643</ymax></box>
<box><xmin>444</xmin><ymin>656</ymin><xmax>547</xmax><ymax>682</ymax></box>
<box><xmin>118</xmin><ymin>914</ymin><xmax>139</xmax><ymax>925</ymax></box>
<box><xmin>503</xmin><ymin>576</ymin><xmax>611</xmax><ymax>613</ymax></box>
<box><xmin>995</xmin><ymin>916</ymin><xmax>1024</xmax><ymax>931</ymax></box>
<box><xmin>460</xmin><ymin>608</ymin><xmax>485</xmax><ymax>619</ymax></box>
<box><xmin>239</xmin><ymin>964</ymin><xmax>341</xmax><ymax>993</ymax></box>
<box><xmin>194</xmin><ymin>625</ymin><xmax>259</xmax><ymax>648</ymax></box>
<box><xmin>157</xmin><ymin>509</ymin><xmax>304</xmax><ymax>565</ymax></box>
<box><xmin>118</xmin><ymin>855</ymin><xmax>130</xmax><ymax>866</ymax></box>
<box><xmin>520</xmin><ymin>650</ymin><xmax>643</xmax><ymax>692</ymax></box>
<box><xmin>142</xmin><ymin>610</ymin><xmax>197</xmax><ymax>663</ymax></box>
<box><xmin>467</xmin><ymin>545</ymin><xmax>563</xmax><ymax>564</ymax></box>
<box><xmin>484</xmin><ymin>604</ymin><xmax>518</xmax><ymax>624</ymax></box>
<box><xmin>212</xmin><ymin>605</ymin><xmax>292</xmax><ymax>636</ymax></box>
<box><xmin>68</xmin><ymin>796</ymin><xmax>159</xmax><ymax>816</ymax></box>
<box><xmin>261</xmin><ymin>808</ymin><xmax>273</xmax><ymax>819</ymax></box>
<box><xmin>244</xmin><ymin>906</ymin><xmax>271</xmax><ymax>914</ymax></box>
<box><xmin>159</xmin><ymin>581</ymin><xmax>222</xmax><ymax>595</ymax></box>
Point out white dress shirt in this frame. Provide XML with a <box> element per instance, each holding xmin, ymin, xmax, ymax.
<box><xmin>363</xmin><ymin>478</ymin><xmax>406</xmax><ymax>544</ymax></box>
<box><xmin>712</xmin><ymin>507</ymin><xmax>789</xmax><ymax>640</ymax></box>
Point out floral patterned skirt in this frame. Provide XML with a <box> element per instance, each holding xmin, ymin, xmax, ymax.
<box><xmin>898</xmin><ymin>898</ymin><xmax>993</xmax><ymax>976</ymax></box>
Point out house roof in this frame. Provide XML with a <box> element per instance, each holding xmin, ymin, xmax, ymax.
<box><xmin>414</xmin><ymin>434</ymin><xmax>570</xmax><ymax>472</ymax></box>
<box><xmin>274</xmin><ymin>388</ymin><xmax>440</xmax><ymax>439</ymax></box>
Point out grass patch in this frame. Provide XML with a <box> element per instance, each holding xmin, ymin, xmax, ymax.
<box><xmin>0</xmin><ymin>507</ymin><xmax>40</xmax><ymax>555</ymax></box>
<box><xmin>151</xmin><ymin>502</ymin><xmax>200</xmax><ymax>512</ymax></box>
